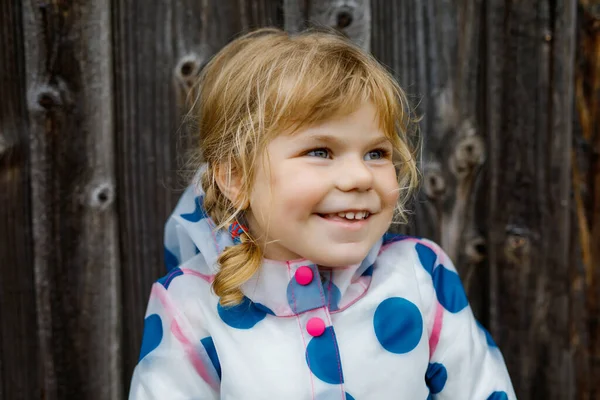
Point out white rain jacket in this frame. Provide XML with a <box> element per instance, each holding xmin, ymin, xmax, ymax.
<box><xmin>129</xmin><ymin>184</ymin><xmax>516</xmax><ymax>400</ymax></box>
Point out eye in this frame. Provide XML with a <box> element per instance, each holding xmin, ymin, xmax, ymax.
<box><xmin>364</xmin><ymin>149</ymin><xmax>389</xmax><ymax>161</ymax></box>
<box><xmin>306</xmin><ymin>148</ymin><xmax>331</xmax><ymax>159</ymax></box>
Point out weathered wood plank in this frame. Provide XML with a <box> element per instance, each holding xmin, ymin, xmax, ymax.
<box><xmin>370</xmin><ymin>0</ymin><xmax>488</xmax><ymax>319</ymax></box>
<box><xmin>22</xmin><ymin>1</ymin><xmax>121</xmax><ymax>399</ymax></box>
<box><xmin>574</xmin><ymin>2</ymin><xmax>600</xmax><ymax>398</ymax></box>
<box><xmin>113</xmin><ymin>0</ymin><xmax>283</xmax><ymax>390</ymax></box>
<box><xmin>485</xmin><ymin>1</ymin><xmax>577</xmax><ymax>398</ymax></box>
<box><xmin>0</xmin><ymin>1</ymin><xmax>39</xmax><ymax>399</ymax></box>
<box><xmin>284</xmin><ymin>0</ymin><xmax>370</xmax><ymax>51</ymax></box>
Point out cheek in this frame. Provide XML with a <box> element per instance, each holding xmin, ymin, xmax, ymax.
<box><xmin>272</xmin><ymin>168</ymin><xmax>325</xmax><ymax>207</ymax></box>
<box><xmin>380</xmin><ymin>169</ymin><xmax>401</xmax><ymax>207</ymax></box>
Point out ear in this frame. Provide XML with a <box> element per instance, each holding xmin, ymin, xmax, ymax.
<box><xmin>213</xmin><ymin>163</ymin><xmax>248</xmax><ymax>209</ymax></box>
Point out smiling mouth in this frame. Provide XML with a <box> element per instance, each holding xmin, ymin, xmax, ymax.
<box><xmin>317</xmin><ymin>211</ymin><xmax>372</xmax><ymax>221</ymax></box>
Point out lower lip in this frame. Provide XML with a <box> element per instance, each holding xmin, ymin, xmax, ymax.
<box><xmin>317</xmin><ymin>214</ymin><xmax>371</xmax><ymax>231</ymax></box>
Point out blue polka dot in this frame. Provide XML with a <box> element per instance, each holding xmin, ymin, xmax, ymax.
<box><xmin>287</xmin><ymin>266</ymin><xmax>325</xmax><ymax>313</ymax></box>
<box><xmin>157</xmin><ymin>268</ymin><xmax>183</xmax><ymax>289</ymax></box>
<box><xmin>346</xmin><ymin>393</ymin><xmax>355</xmax><ymax>400</ymax></box>
<box><xmin>432</xmin><ymin>265</ymin><xmax>468</xmax><ymax>313</ymax></box>
<box><xmin>164</xmin><ymin>247</ymin><xmax>179</xmax><ymax>271</ymax></box>
<box><xmin>477</xmin><ymin>321</ymin><xmax>498</xmax><ymax>348</ymax></box>
<box><xmin>415</xmin><ymin>243</ymin><xmax>436</xmax><ymax>275</ymax></box>
<box><xmin>322</xmin><ymin>280</ymin><xmax>341</xmax><ymax>311</ymax></box>
<box><xmin>382</xmin><ymin>233</ymin><xmax>411</xmax><ymax>245</ymax></box>
<box><xmin>254</xmin><ymin>302</ymin><xmax>275</xmax><ymax>316</ymax></box>
<box><xmin>200</xmin><ymin>336</ymin><xmax>221</xmax><ymax>379</ymax></box>
<box><xmin>181</xmin><ymin>196</ymin><xmax>207</xmax><ymax>222</ymax></box>
<box><xmin>138</xmin><ymin>314</ymin><xmax>163</xmax><ymax>361</ymax></box>
<box><xmin>487</xmin><ymin>392</ymin><xmax>508</xmax><ymax>400</ymax></box>
<box><xmin>217</xmin><ymin>296</ymin><xmax>272</xmax><ymax>329</ymax></box>
<box><xmin>425</xmin><ymin>362</ymin><xmax>447</xmax><ymax>394</ymax></box>
<box><xmin>373</xmin><ymin>297</ymin><xmax>423</xmax><ymax>354</ymax></box>
<box><xmin>306</xmin><ymin>326</ymin><xmax>344</xmax><ymax>384</ymax></box>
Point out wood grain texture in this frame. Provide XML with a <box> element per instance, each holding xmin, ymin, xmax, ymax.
<box><xmin>485</xmin><ymin>0</ymin><xmax>577</xmax><ymax>398</ymax></box>
<box><xmin>370</xmin><ymin>0</ymin><xmax>489</xmax><ymax>319</ymax></box>
<box><xmin>284</xmin><ymin>0</ymin><xmax>370</xmax><ymax>50</ymax></box>
<box><xmin>22</xmin><ymin>1</ymin><xmax>121</xmax><ymax>399</ymax></box>
<box><xmin>574</xmin><ymin>2</ymin><xmax>600</xmax><ymax>398</ymax></box>
<box><xmin>113</xmin><ymin>0</ymin><xmax>283</xmax><ymax>389</ymax></box>
<box><xmin>0</xmin><ymin>1</ymin><xmax>39</xmax><ymax>399</ymax></box>
<box><xmin>0</xmin><ymin>1</ymin><xmax>594</xmax><ymax>399</ymax></box>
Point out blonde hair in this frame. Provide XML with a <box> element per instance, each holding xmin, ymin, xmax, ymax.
<box><xmin>186</xmin><ymin>27</ymin><xmax>420</xmax><ymax>306</ymax></box>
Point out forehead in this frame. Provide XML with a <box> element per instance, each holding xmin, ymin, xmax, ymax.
<box><xmin>285</xmin><ymin>102</ymin><xmax>385</xmax><ymax>138</ymax></box>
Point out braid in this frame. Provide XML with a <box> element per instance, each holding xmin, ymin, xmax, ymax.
<box><xmin>200</xmin><ymin>168</ymin><xmax>263</xmax><ymax>307</ymax></box>
<box><xmin>213</xmin><ymin>230</ymin><xmax>263</xmax><ymax>306</ymax></box>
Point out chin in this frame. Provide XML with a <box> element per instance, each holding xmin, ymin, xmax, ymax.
<box><xmin>313</xmin><ymin>248</ymin><xmax>370</xmax><ymax>268</ymax></box>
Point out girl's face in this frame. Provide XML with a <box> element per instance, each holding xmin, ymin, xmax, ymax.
<box><xmin>246</xmin><ymin>102</ymin><xmax>399</xmax><ymax>267</ymax></box>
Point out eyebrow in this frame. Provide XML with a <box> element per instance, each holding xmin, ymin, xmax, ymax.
<box><xmin>303</xmin><ymin>134</ymin><xmax>392</xmax><ymax>147</ymax></box>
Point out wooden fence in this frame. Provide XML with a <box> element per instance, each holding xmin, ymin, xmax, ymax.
<box><xmin>1</xmin><ymin>0</ymin><xmax>598</xmax><ymax>399</ymax></box>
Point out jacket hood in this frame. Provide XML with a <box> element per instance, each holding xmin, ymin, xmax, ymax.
<box><xmin>163</xmin><ymin>175</ymin><xmax>234</xmax><ymax>274</ymax></box>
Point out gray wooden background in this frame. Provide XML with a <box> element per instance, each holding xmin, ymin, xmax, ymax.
<box><xmin>1</xmin><ymin>0</ymin><xmax>599</xmax><ymax>399</ymax></box>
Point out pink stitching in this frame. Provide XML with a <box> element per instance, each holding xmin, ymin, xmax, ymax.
<box><xmin>180</xmin><ymin>268</ymin><xmax>214</xmax><ymax>283</ymax></box>
<box><xmin>289</xmin><ymin>262</ymin><xmax>299</xmax><ymax>315</ymax></box>
<box><xmin>428</xmin><ymin>302</ymin><xmax>444</xmax><ymax>358</ymax></box>
<box><xmin>152</xmin><ymin>285</ymin><xmax>219</xmax><ymax>391</ymax></box>
<box><xmin>297</xmin><ymin>313</ymin><xmax>315</xmax><ymax>399</ymax></box>
<box><xmin>317</xmin><ymin>278</ymin><xmax>344</xmax><ymax>394</ymax></box>
<box><xmin>289</xmin><ymin>262</ymin><xmax>315</xmax><ymax>399</ymax></box>
<box><xmin>151</xmin><ymin>284</ymin><xmax>178</xmax><ymax>316</ymax></box>
<box><xmin>171</xmin><ymin>319</ymin><xmax>220</xmax><ymax>391</ymax></box>
<box><xmin>330</xmin><ymin>278</ymin><xmax>371</xmax><ymax>315</ymax></box>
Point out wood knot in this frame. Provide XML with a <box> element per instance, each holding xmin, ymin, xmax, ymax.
<box><xmin>336</xmin><ymin>10</ymin><xmax>353</xmax><ymax>29</ymax></box>
<box><xmin>28</xmin><ymin>82</ymin><xmax>71</xmax><ymax>116</ymax></box>
<box><xmin>450</xmin><ymin>135</ymin><xmax>485</xmax><ymax>178</ymax></box>
<box><xmin>464</xmin><ymin>236</ymin><xmax>486</xmax><ymax>264</ymax></box>
<box><xmin>175</xmin><ymin>54</ymin><xmax>203</xmax><ymax>87</ymax></box>
<box><xmin>31</xmin><ymin>85</ymin><xmax>62</xmax><ymax>112</ymax></box>
<box><xmin>504</xmin><ymin>230</ymin><xmax>531</xmax><ymax>265</ymax></box>
<box><xmin>89</xmin><ymin>182</ymin><xmax>115</xmax><ymax>210</ymax></box>
<box><xmin>423</xmin><ymin>168</ymin><xmax>446</xmax><ymax>200</ymax></box>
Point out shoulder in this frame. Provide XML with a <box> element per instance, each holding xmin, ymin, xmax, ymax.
<box><xmin>381</xmin><ymin>234</ymin><xmax>471</xmax><ymax>315</ymax></box>
<box><xmin>378</xmin><ymin>234</ymin><xmax>461</xmax><ymax>303</ymax></box>
<box><xmin>379</xmin><ymin>233</ymin><xmax>451</xmax><ymax>276</ymax></box>
<box><xmin>148</xmin><ymin>260</ymin><xmax>218</xmax><ymax>323</ymax></box>
<box><xmin>379</xmin><ymin>233</ymin><xmax>445</xmax><ymax>273</ymax></box>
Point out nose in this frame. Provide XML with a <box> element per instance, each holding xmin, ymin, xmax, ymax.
<box><xmin>336</xmin><ymin>156</ymin><xmax>373</xmax><ymax>192</ymax></box>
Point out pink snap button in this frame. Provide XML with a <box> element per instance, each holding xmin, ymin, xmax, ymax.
<box><xmin>295</xmin><ymin>266</ymin><xmax>314</xmax><ymax>286</ymax></box>
<box><xmin>306</xmin><ymin>317</ymin><xmax>326</xmax><ymax>337</ymax></box>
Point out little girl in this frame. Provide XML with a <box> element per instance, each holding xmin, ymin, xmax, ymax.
<box><xmin>129</xmin><ymin>28</ymin><xmax>516</xmax><ymax>400</ymax></box>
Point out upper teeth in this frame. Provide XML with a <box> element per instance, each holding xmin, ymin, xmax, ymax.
<box><xmin>335</xmin><ymin>211</ymin><xmax>369</xmax><ymax>220</ymax></box>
